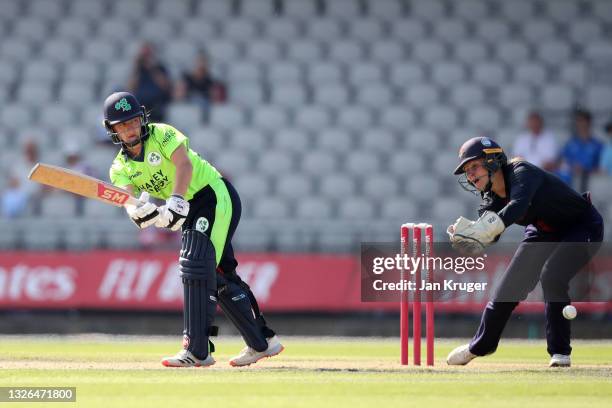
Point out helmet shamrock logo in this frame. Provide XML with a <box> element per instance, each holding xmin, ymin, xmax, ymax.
<box><xmin>114</xmin><ymin>97</ymin><xmax>132</xmax><ymax>112</ymax></box>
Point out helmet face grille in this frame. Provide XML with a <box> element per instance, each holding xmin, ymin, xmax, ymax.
<box><xmin>458</xmin><ymin>173</ymin><xmax>480</xmax><ymax>195</ymax></box>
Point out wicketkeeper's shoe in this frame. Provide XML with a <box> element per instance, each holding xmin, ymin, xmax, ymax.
<box><xmin>229</xmin><ymin>335</ymin><xmax>284</xmax><ymax>367</ymax></box>
<box><xmin>549</xmin><ymin>354</ymin><xmax>571</xmax><ymax>367</ymax></box>
<box><xmin>446</xmin><ymin>343</ymin><xmax>478</xmax><ymax>366</ymax></box>
<box><xmin>161</xmin><ymin>349</ymin><xmax>215</xmax><ymax>368</ymax></box>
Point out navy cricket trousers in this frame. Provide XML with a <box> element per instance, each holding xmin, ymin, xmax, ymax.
<box><xmin>469</xmin><ymin>205</ymin><xmax>604</xmax><ymax>357</ymax></box>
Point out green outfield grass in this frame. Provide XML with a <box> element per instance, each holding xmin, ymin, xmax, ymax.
<box><xmin>0</xmin><ymin>336</ymin><xmax>611</xmax><ymax>408</ymax></box>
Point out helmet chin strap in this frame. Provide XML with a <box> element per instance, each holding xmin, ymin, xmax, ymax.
<box><xmin>483</xmin><ymin>170</ymin><xmax>493</xmax><ymax>192</ymax></box>
<box><xmin>122</xmin><ymin>138</ymin><xmax>142</xmax><ymax>148</ymax></box>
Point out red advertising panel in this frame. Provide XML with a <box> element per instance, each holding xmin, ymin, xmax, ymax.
<box><xmin>0</xmin><ymin>251</ymin><xmax>609</xmax><ymax>314</ymax></box>
<box><xmin>0</xmin><ymin>251</ymin><xmax>361</xmax><ymax>311</ymax></box>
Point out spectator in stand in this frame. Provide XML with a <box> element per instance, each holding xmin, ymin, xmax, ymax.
<box><xmin>127</xmin><ymin>42</ymin><xmax>172</xmax><ymax>122</ymax></box>
<box><xmin>93</xmin><ymin>113</ymin><xmax>114</xmax><ymax>146</ymax></box>
<box><xmin>64</xmin><ymin>144</ymin><xmax>94</xmax><ymax>176</ymax></box>
<box><xmin>512</xmin><ymin>111</ymin><xmax>558</xmax><ymax>171</ymax></box>
<box><xmin>14</xmin><ymin>139</ymin><xmax>39</xmax><ymax>183</ymax></box>
<box><xmin>4</xmin><ymin>140</ymin><xmax>44</xmax><ymax>216</ymax></box>
<box><xmin>1</xmin><ymin>173</ymin><xmax>30</xmax><ymax>218</ymax></box>
<box><xmin>599</xmin><ymin>121</ymin><xmax>612</xmax><ymax>175</ymax></box>
<box><xmin>63</xmin><ymin>144</ymin><xmax>95</xmax><ymax>215</ymax></box>
<box><xmin>16</xmin><ymin>140</ymin><xmax>46</xmax><ymax>210</ymax></box>
<box><xmin>173</xmin><ymin>52</ymin><xmax>226</xmax><ymax>121</ymax></box>
<box><xmin>557</xmin><ymin>109</ymin><xmax>603</xmax><ymax>192</ymax></box>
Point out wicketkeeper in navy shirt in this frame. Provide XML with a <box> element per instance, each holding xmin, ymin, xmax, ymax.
<box><xmin>445</xmin><ymin>137</ymin><xmax>604</xmax><ymax>367</ymax></box>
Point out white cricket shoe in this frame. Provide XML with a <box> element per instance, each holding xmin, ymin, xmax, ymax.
<box><xmin>446</xmin><ymin>343</ymin><xmax>478</xmax><ymax>366</ymax></box>
<box><xmin>161</xmin><ymin>349</ymin><xmax>215</xmax><ymax>368</ymax></box>
<box><xmin>229</xmin><ymin>335</ymin><xmax>284</xmax><ymax>367</ymax></box>
<box><xmin>549</xmin><ymin>354</ymin><xmax>571</xmax><ymax>367</ymax></box>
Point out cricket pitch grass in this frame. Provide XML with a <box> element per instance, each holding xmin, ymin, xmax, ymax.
<box><xmin>0</xmin><ymin>335</ymin><xmax>611</xmax><ymax>408</ymax></box>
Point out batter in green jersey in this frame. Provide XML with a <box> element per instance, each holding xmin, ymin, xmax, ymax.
<box><xmin>103</xmin><ymin>91</ymin><xmax>283</xmax><ymax>368</ymax></box>
<box><xmin>109</xmin><ymin>121</ymin><xmax>234</xmax><ymax>264</ymax></box>
<box><xmin>110</xmin><ymin>122</ymin><xmax>222</xmax><ymax>200</ymax></box>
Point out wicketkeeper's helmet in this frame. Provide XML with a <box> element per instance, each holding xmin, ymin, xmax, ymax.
<box><xmin>103</xmin><ymin>91</ymin><xmax>149</xmax><ymax>146</ymax></box>
<box><xmin>454</xmin><ymin>137</ymin><xmax>507</xmax><ymax>175</ymax></box>
<box><xmin>454</xmin><ymin>137</ymin><xmax>507</xmax><ymax>193</ymax></box>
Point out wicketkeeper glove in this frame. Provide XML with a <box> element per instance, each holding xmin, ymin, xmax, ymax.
<box><xmin>125</xmin><ymin>192</ymin><xmax>159</xmax><ymax>229</ymax></box>
<box><xmin>155</xmin><ymin>194</ymin><xmax>190</xmax><ymax>231</ymax></box>
<box><xmin>447</xmin><ymin>211</ymin><xmax>506</xmax><ymax>254</ymax></box>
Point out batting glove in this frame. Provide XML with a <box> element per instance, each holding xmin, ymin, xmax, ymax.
<box><xmin>155</xmin><ymin>194</ymin><xmax>190</xmax><ymax>231</ymax></box>
<box><xmin>125</xmin><ymin>192</ymin><xmax>159</xmax><ymax>229</ymax></box>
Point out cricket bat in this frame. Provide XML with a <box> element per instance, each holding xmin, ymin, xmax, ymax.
<box><xmin>28</xmin><ymin>163</ymin><xmax>141</xmax><ymax>207</ymax></box>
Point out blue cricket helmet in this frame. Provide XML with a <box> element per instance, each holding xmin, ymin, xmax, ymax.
<box><xmin>454</xmin><ymin>137</ymin><xmax>507</xmax><ymax>175</ymax></box>
<box><xmin>103</xmin><ymin>91</ymin><xmax>149</xmax><ymax>145</ymax></box>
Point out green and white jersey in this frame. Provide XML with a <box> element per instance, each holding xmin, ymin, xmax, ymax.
<box><xmin>109</xmin><ymin>123</ymin><xmax>222</xmax><ymax>200</ymax></box>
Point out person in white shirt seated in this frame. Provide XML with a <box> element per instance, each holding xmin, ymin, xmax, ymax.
<box><xmin>512</xmin><ymin>111</ymin><xmax>558</xmax><ymax>171</ymax></box>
